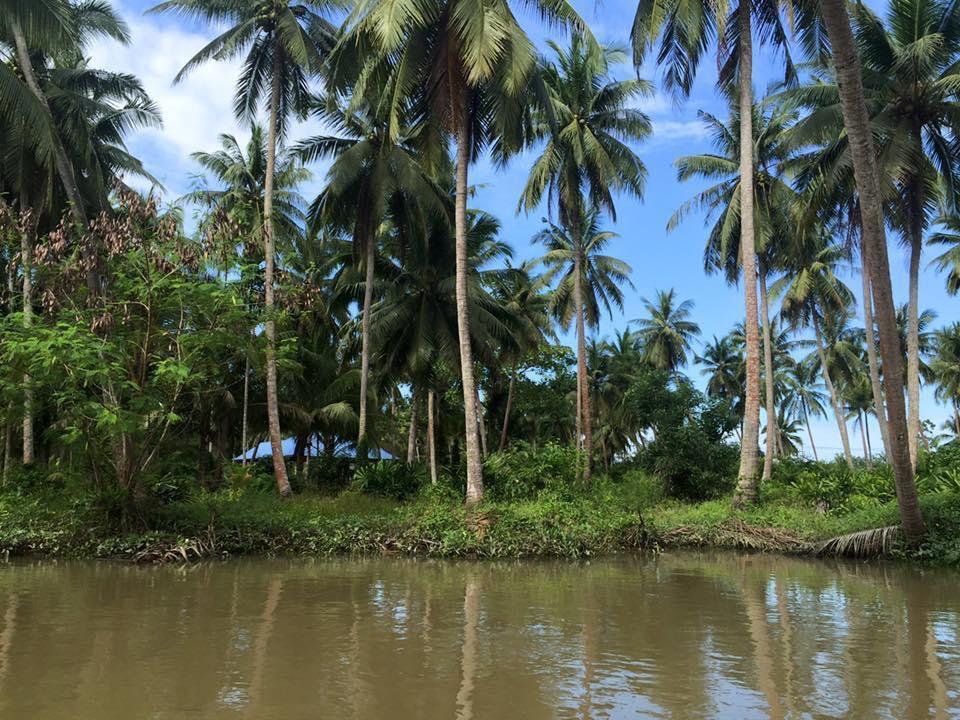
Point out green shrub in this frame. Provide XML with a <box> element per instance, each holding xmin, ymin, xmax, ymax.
<box><xmin>351</xmin><ymin>461</ymin><xmax>426</xmax><ymax>500</ymax></box>
<box><xmin>482</xmin><ymin>442</ymin><xmax>579</xmax><ymax>501</ymax></box>
<box><xmin>766</xmin><ymin>458</ymin><xmax>895</xmax><ymax>512</ymax></box>
<box><xmin>625</xmin><ymin>370</ymin><xmax>739</xmax><ymax>501</ymax></box>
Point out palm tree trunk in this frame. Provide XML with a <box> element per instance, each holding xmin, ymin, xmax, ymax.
<box><xmin>498</xmin><ymin>373</ymin><xmax>515</xmax><ymax>451</ymax></box>
<box><xmin>865</xmin><ymin>413</ymin><xmax>873</xmax><ymax>463</ymax></box>
<box><xmin>861</xmin><ymin>242</ymin><xmax>891</xmax><ymax>457</ymax></box>
<box><xmin>454</xmin><ymin>118</ymin><xmax>484</xmax><ymax>504</ymax></box>
<box><xmin>954</xmin><ymin>402</ymin><xmax>960</xmax><ymax>439</ymax></box>
<box><xmin>428</xmin><ymin>388</ymin><xmax>438</xmax><ymax>485</ymax></box>
<box><xmin>358</xmin><ymin>236</ymin><xmax>375</xmax><ymax>448</ymax></box>
<box><xmin>815</xmin><ymin>320</ymin><xmax>854</xmax><ymax>468</ymax></box>
<box><xmin>241</xmin><ymin>357</ymin><xmax>250</xmax><ymax>467</ymax></box>
<box><xmin>20</xmin><ymin>199</ymin><xmax>34</xmax><ymax>465</ymax></box>
<box><xmin>475</xmin><ymin>385</ymin><xmax>487</xmax><ymax>459</ymax></box>
<box><xmin>859</xmin><ymin>412</ymin><xmax>872</xmax><ymax>468</ymax></box>
<box><xmin>11</xmin><ymin>23</ymin><xmax>89</xmax><ymax>247</ymax></box>
<box><xmin>759</xmin><ymin>268</ymin><xmax>776</xmax><ymax>481</ymax></box>
<box><xmin>263</xmin><ymin>46</ymin><xmax>291</xmax><ymax>497</ymax></box>
<box><xmin>820</xmin><ymin>0</ymin><xmax>925</xmax><ymax>545</ymax></box>
<box><xmin>734</xmin><ymin>5</ymin><xmax>761</xmax><ymax>507</ymax></box>
<box><xmin>573</xmin><ymin>251</ymin><xmax>592</xmax><ymax>482</ymax></box>
<box><xmin>906</xmin><ymin>226</ymin><xmax>922</xmax><ymax>470</ymax></box>
<box><xmin>406</xmin><ymin>390</ymin><xmax>418</xmax><ymax>464</ymax></box>
<box><xmin>804</xmin><ymin>405</ymin><xmax>819</xmax><ymax>461</ymax></box>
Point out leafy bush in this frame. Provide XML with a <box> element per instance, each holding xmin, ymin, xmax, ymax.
<box><xmin>482</xmin><ymin>442</ymin><xmax>579</xmax><ymax>501</ymax></box>
<box><xmin>351</xmin><ymin>461</ymin><xmax>426</xmax><ymax>500</ymax></box>
<box><xmin>767</xmin><ymin>457</ymin><xmax>895</xmax><ymax>512</ymax></box>
<box><xmin>626</xmin><ymin>371</ymin><xmax>739</xmax><ymax>501</ymax></box>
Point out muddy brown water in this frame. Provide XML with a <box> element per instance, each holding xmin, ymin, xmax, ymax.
<box><xmin>0</xmin><ymin>553</ymin><xmax>958</xmax><ymax>718</ymax></box>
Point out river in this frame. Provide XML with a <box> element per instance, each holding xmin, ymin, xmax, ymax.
<box><xmin>0</xmin><ymin>553</ymin><xmax>957</xmax><ymax>718</ymax></box>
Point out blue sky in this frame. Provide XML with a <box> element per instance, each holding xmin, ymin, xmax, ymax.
<box><xmin>91</xmin><ymin>0</ymin><xmax>960</xmax><ymax>459</ymax></box>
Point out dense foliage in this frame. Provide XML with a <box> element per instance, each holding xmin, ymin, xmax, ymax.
<box><xmin>0</xmin><ymin>0</ymin><xmax>959</xmax><ymax>554</ymax></box>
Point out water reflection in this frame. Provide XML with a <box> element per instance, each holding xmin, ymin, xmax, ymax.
<box><xmin>0</xmin><ymin>553</ymin><xmax>958</xmax><ymax>719</ymax></box>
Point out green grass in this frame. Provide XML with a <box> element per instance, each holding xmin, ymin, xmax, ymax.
<box><xmin>2</xmin><ymin>469</ymin><xmax>960</xmax><ymax>564</ymax></box>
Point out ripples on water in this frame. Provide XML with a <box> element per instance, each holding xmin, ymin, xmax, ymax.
<box><xmin>0</xmin><ymin>553</ymin><xmax>957</xmax><ymax>719</ymax></box>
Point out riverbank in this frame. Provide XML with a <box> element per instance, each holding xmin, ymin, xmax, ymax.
<box><xmin>3</xmin><ymin>478</ymin><xmax>959</xmax><ymax>564</ymax></box>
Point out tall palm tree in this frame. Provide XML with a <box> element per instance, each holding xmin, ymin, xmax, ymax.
<box><xmin>632</xmin><ymin>0</ymin><xmax>798</xmax><ymax>506</ymax></box>
<box><xmin>296</xmin><ymin>94</ymin><xmax>445</xmax><ymax>452</ymax></box>
<box><xmin>150</xmin><ymin>0</ymin><xmax>338</xmax><ymax>496</ymax></box>
<box><xmin>334</xmin><ymin>0</ymin><xmax>584</xmax><ymax>504</ymax></box>
<box><xmin>185</xmin><ymin>125</ymin><xmax>309</xmax><ymax>462</ymax></box>
<box><xmin>372</xmin><ymin>210</ymin><xmax>517</xmax><ymax>483</ymax></box>
<box><xmin>633</xmin><ymin>289</ymin><xmax>701</xmax><ymax>373</ymax></box>
<box><xmin>670</xmin><ymin>97</ymin><xmax>796</xmax><ymax>481</ymax></box>
<box><xmin>519</xmin><ymin>32</ymin><xmax>650</xmax><ymax>481</ymax></box>
<box><xmin>535</xmin><ymin>208</ymin><xmax>633</xmax><ymax>473</ymax></box>
<box><xmin>774</xmin><ymin>234</ymin><xmax>856</xmax><ymax>468</ymax></box>
<box><xmin>792</xmin><ymin>0</ymin><xmax>960</xmax><ymax>469</ymax></box>
<box><xmin>782</xmin><ymin>359</ymin><xmax>827</xmax><ymax>461</ymax></box>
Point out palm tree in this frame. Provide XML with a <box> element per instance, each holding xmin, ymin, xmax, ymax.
<box><xmin>487</xmin><ymin>261</ymin><xmax>554</xmax><ymax>450</ymax></box>
<box><xmin>372</xmin><ymin>210</ymin><xmax>517</xmax><ymax>484</ymax></box>
<box><xmin>2</xmin><ymin>0</ymin><xmax>98</xmax><ymax>230</ymax></box>
<box><xmin>844</xmin><ymin>376</ymin><xmax>876</xmax><ymax>466</ymax></box>
<box><xmin>816</xmin><ymin>0</ymin><xmax>931</xmax><ymax>544</ymax></box>
<box><xmin>697</xmin><ymin>334</ymin><xmax>744</xmax><ymax>411</ymax></box>
<box><xmin>335</xmin><ymin>0</ymin><xmax>585</xmax><ymax>504</ymax></box>
<box><xmin>670</xmin><ymin>97</ymin><xmax>796</xmax><ymax>482</ymax></box>
<box><xmin>932</xmin><ymin>323</ymin><xmax>960</xmax><ymax>438</ymax></box>
<box><xmin>185</xmin><ymin>125</ymin><xmax>309</xmax><ymax>463</ymax></box>
<box><xmin>633</xmin><ymin>289</ymin><xmax>701</xmax><ymax>374</ymax></box>
<box><xmin>774</xmin><ymin>234</ymin><xmax>856</xmax><ymax>468</ymax></box>
<box><xmin>295</xmin><ymin>94</ymin><xmax>445</xmax><ymax>452</ymax></box>
<box><xmin>519</xmin><ymin>32</ymin><xmax>650</xmax><ymax>481</ymax></box>
<box><xmin>796</xmin><ymin>0</ymin><xmax>960</xmax><ymax>469</ymax></box>
<box><xmin>150</xmin><ymin>0</ymin><xmax>338</xmax><ymax>496</ymax></box>
<box><xmin>632</xmin><ymin>0</ymin><xmax>798</xmax><ymax>506</ymax></box>
<box><xmin>782</xmin><ymin>359</ymin><xmax>827</xmax><ymax>461</ymax></box>
<box><xmin>535</xmin><ymin>208</ymin><xmax>633</xmax><ymax>472</ymax></box>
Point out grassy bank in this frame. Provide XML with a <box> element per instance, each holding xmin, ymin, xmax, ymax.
<box><xmin>3</xmin><ymin>470</ymin><xmax>960</xmax><ymax>564</ymax></box>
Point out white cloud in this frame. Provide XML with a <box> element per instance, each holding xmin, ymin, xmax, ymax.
<box><xmin>651</xmin><ymin>119</ymin><xmax>709</xmax><ymax>141</ymax></box>
<box><xmin>87</xmin><ymin>11</ymin><xmax>247</xmax><ymax>195</ymax></box>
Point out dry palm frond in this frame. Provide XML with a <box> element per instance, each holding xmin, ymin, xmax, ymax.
<box><xmin>816</xmin><ymin>526</ymin><xmax>900</xmax><ymax>558</ymax></box>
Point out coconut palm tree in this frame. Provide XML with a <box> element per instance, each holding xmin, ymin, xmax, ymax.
<box><xmin>519</xmin><ymin>32</ymin><xmax>650</xmax><ymax>481</ymax></box>
<box><xmin>185</xmin><ymin>125</ymin><xmax>309</xmax><ymax>462</ymax></box>
<box><xmin>844</xmin><ymin>376</ymin><xmax>876</xmax><ymax>466</ymax></box>
<box><xmin>372</xmin><ymin>209</ymin><xmax>517</xmax><ymax>483</ymax></box>
<box><xmin>534</xmin><ymin>208</ymin><xmax>633</xmax><ymax>473</ymax></box>
<box><xmin>790</xmin><ymin>0</ymin><xmax>960</xmax><ymax>470</ymax></box>
<box><xmin>149</xmin><ymin>0</ymin><xmax>338</xmax><ymax>496</ymax></box>
<box><xmin>295</xmin><ymin>93</ymin><xmax>446</xmax><ymax>453</ymax></box>
<box><xmin>774</xmin><ymin>234</ymin><xmax>856</xmax><ymax>468</ymax></box>
<box><xmin>487</xmin><ymin>260</ymin><xmax>554</xmax><ymax>450</ymax></box>
<box><xmin>697</xmin><ymin>334</ymin><xmax>744</xmax><ymax>411</ymax></box>
<box><xmin>633</xmin><ymin>289</ymin><xmax>701</xmax><ymax>374</ymax></box>
<box><xmin>670</xmin><ymin>96</ymin><xmax>796</xmax><ymax>481</ymax></box>
<box><xmin>632</xmin><ymin>0</ymin><xmax>798</xmax><ymax>505</ymax></box>
<box><xmin>782</xmin><ymin>359</ymin><xmax>827</xmax><ymax>461</ymax></box>
<box><xmin>333</xmin><ymin>0</ymin><xmax>585</xmax><ymax>504</ymax></box>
